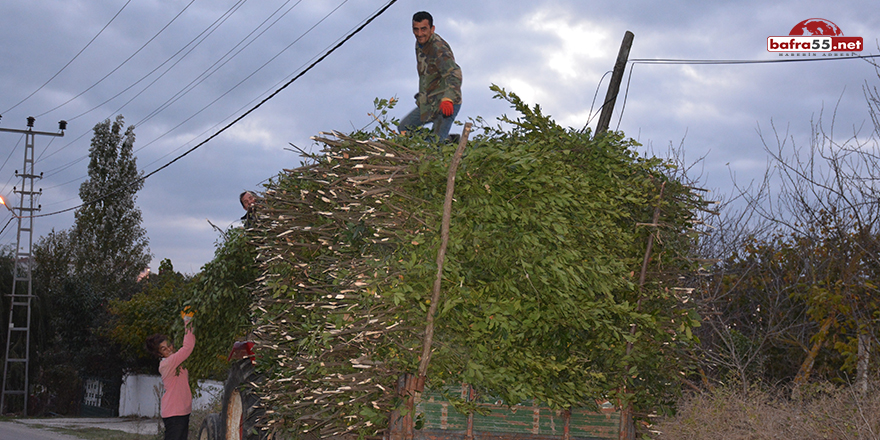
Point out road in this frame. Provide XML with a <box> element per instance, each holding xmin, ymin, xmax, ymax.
<box><xmin>0</xmin><ymin>421</ymin><xmax>84</xmax><ymax>440</ymax></box>
<box><xmin>0</xmin><ymin>417</ymin><xmax>159</xmax><ymax>439</ymax></box>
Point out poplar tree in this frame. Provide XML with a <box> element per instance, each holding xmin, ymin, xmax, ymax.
<box><xmin>28</xmin><ymin>116</ymin><xmax>150</xmax><ymax>413</ymax></box>
<box><xmin>72</xmin><ymin>114</ymin><xmax>150</xmax><ymax>300</ymax></box>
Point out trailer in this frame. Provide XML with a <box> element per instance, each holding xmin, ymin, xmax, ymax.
<box><xmin>201</xmin><ymin>362</ymin><xmax>624</xmax><ymax>440</ymax></box>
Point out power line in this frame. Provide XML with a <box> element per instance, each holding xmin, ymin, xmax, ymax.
<box><xmin>64</xmin><ymin>0</ymin><xmax>251</xmax><ymax>125</ymax></box>
<box><xmin>628</xmin><ymin>54</ymin><xmax>880</xmax><ymax>65</ymax></box>
<box><xmin>0</xmin><ymin>215</ymin><xmax>12</xmax><ymax>241</ymax></box>
<box><xmin>35</xmin><ymin>0</ymin><xmax>310</xmax><ymax>185</ymax></box>
<box><xmin>31</xmin><ymin>0</ymin><xmax>399</xmax><ymax>219</ymax></box>
<box><xmin>35</xmin><ymin>0</ymin><xmax>199</xmax><ymax>118</ymax></box>
<box><xmin>612</xmin><ymin>54</ymin><xmax>880</xmax><ymax>131</ymax></box>
<box><xmin>580</xmin><ymin>70</ymin><xmax>612</xmax><ymax>132</ymax></box>
<box><xmin>134</xmin><ymin>0</ymin><xmax>305</xmax><ymax>129</ymax></box>
<box><xmin>134</xmin><ymin>0</ymin><xmax>334</xmax><ymax>147</ymax></box>
<box><xmin>1</xmin><ymin>0</ymin><xmax>134</xmax><ymax>115</ymax></box>
<box><xmin>33</xmin><ymin>0</ymin><xmax>251</xmax><ymax>172</ymax></box>
<box><xmin>0</xmin><ymin>135</ymin><xmax>23</xmax><ymax>180</ymax></box>
<box><xmin>170</xmin><ymin>0</ymin><xmax>383</xmax><ymax>160</ymax></box>
<box><xmin>37</xmin><ymin>0</ymin><xmax>356</xmax><ymax>202</ymax></box>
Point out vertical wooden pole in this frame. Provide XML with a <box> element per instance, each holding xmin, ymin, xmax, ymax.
<box><xmin>389</xmin><ymin>124</ymin><xmax>473</xmax><ymax>440</ymax></box>
<box><xmin>417</xmin><ymin>123</ymin><xmax>473</xmax><ymax>381</ymax></box>
<box><xmin>562</xmin><ymin>409</ymin><xmax>571</xmax><ymax>440</ymax></box>
<box><xmin>618</xmin><ymin>182</ymin><xmax>665</xmax><ymax>440</ymax></box>
<box><xmin>595</xmin><ymin>31</ymin><xmax>635</xmax><ymax>135</ymax></box>
<box><xmin>466</xmin><ymin>385</ymin><xmax>475</xmax><ymax>440</ymax></box>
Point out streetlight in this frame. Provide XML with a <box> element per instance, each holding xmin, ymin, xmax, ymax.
<box><xmin>0</xmin><ymin>195</ymin><xmax>18</xmax><ymax>217</ymax></box>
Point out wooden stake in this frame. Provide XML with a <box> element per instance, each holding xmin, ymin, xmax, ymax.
<box><xmin>417</xmin><ymin>123</ymin><xmax>473</xmax><ymax>383</ymax></box>
<box><xmin>619</xmin><ymin>181</ymin><xmax>665</xmax><ymax>440</ymax></box>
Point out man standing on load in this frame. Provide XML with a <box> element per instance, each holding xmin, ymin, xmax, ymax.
<box><xmin>398</xmin><ymin>11</ymin><xmax>463</xmax><ymax>141</ymax></box>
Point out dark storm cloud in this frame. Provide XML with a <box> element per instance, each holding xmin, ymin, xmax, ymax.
<box><xmin>0</xmin><ymin>0</ymin><xmax>876</xmax><ymax>272</ymax></box>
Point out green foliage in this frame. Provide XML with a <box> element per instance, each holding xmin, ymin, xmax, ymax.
<box><xmin>180</xmin><ymin>227</ymin><xmax>259</xmax><ymax>381</ymax></box>
<box><xmin>365</xmin><ymin>96</ymin><xmax>400</xmax><ymax>138</ymax></box>
<box><xmin>108</xmin><ymin>259</ymin><xmax>191</xmax><ymax>372</ymax></box>
<box><xmin>28</xmin><ymin>116</ymin><xmax>151</xmax><ymax>414</ymax></box>
<box><xmin>106</xmin><ymin>228</ymin><xmax>258</xmax><ymax>382</ymax></box>
<box><xmin>31</xmin><ymin>230</ymin><xmax>127</xmax><ymax>413</ymax></box>
<box><xmin>411</xmin><ymin>86</ymin><xmax>700</xmax><ymax>413</ymax></box>
<box><xmin>250</xmin><ymin>87</ymin><xmax>703</xmax><ymax>437</ymax></box>
<box><xmin>73</xmin><ymin>115</ymin><xmax>150</xmax><ymax>299</ymax></box>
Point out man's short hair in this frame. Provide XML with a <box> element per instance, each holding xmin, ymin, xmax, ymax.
<box><xmin>240</xmin><ymin>191</ymin><xmax>253</xmax><ymax>208</ymax></box>
<box><xmin>413</xmin><ymin>11</ymin><xmax>433</xmax><ymax>26</ymax></box>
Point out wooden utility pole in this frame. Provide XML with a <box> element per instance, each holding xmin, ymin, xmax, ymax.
<box><xmin>595</xmin><ymin>31</ymin><xmax>635</xmax><ymax>135</ymax></box>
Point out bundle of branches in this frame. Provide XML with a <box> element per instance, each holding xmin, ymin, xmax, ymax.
<box><xmin>248</xmin><ymin>88</ymin><xmax>706</xmax><ymax>439</ymax></box>
<box><xmin>250</xmin><ymin>131</ymin><xmax>436</xmax><ymax>438</ymax></box>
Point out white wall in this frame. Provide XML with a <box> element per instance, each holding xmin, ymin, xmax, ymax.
<box><xmin>119</xmin><ymin>374</ymin><xmax>223</xmax><ymax>418</ymax></box>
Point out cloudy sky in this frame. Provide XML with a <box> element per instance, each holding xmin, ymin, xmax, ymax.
<box><xmin>0</xmin><ymin>0</ymin><xmax>877</xmax><ymax>274</ymax></box>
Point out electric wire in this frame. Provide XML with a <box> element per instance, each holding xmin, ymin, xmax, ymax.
<box><xmin>35</xmin><ymin>0</ymin><xmax>251</xmax><ymax>166</ymax></box>
<box><xmin>0</xmin><ymin>136</ymin><xmax>23</xmax><ymax>181</ymax></box>
<box><xmin>135</xmin><ymin>0</ymin><xmax>303</xmax><ymax>128</ymax></box>
<box><xmin>138</xmin><ymin>0</ymin><xmax>352</xmax><ymax>165</ymax></box>
<box><xmin>37</xmin><ymin>0</ymin><xmax>311</xmax><ymax>184</ymax></box>
<box><xmin>1</xmin><ymin>0</ymin><xmax>134</xmax><ymax>115</ymax></box>
<box><xmin>628</xmin><ymin>54</ymin><xmax>880</xmax><ymax>64</ymax></box>
<box><xmin>65</xmin><ymin>0</ymin><xmax>251</xmax><ymax>125</ymax></box>
<box><xmin>40</xmin><ymin>132</ymin><xmax>92</xmax><ymax>178</ymax></box>
<box><xmin>23</xmin><ymin>0</ymin><xmax>348</xmax><ymax>205</ymax></box>
<box><xmin>31</xmin><ymin>0</ymin><xmax>399</xmax><ymax>219</ymax></box>
<box><xmin>34</xmin><ymin>0</ymin><xmax>199</xmax><ymax>118</ymax></box>
<box><xmin>581</xmin><ymin>70</ymin><xmax>612</xmax><ymax>132</ymax></box>
<box><xmin>616</xmin><ymin>62</ymin><xmax>637</xmax><ymax>132</ymax></box>
<box><xmin>40</xmin><ymin>0</ymin><xmax>349</xmax><ymax>194</ymax></box>
<box><xmin>161</xmin><ymin>0</ymin><xmax>387</xmax><ymax>162</ymax></box>
<box><xmin>0</xmin><ymin>217</ymin><xmax>14</xmax><ymax>241</ymax></box>
<box><xmin>609</xmin><ymin>54</ymin><xmax>880</xmax><ymax>131</ymax></box>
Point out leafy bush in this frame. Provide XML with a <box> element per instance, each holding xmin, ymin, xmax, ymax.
<box><xmin>247</xmin><ymin>88</ymin><xmax>704</xmax><ymax>438</ymax></box>
<box><xmin>108</xmin><ymin>229</ymin><xmax>258</xmax><ymax>382</ymax></box>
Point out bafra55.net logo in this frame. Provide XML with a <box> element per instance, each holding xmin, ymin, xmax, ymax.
<box><xmin>767</xmin><ymin>18</ymin><xmax>862</xmax><ymax>53</ymax></box>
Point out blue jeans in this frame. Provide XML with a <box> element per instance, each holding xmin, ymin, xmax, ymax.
<box><xmin>398</xmin><ymin>104</ymin><xmax>461</xmax><ymax>141</ymax></box>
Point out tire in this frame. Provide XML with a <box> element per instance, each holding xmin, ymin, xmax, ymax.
<box><xmin>220</xmin><ymin>359</ymin><xmax>265</xmax><ymax>440</ymax></box>
<box><xmin>199</xmin><ymin>413</ymin><xmax>221</xmax><ymax>440</ymax></box>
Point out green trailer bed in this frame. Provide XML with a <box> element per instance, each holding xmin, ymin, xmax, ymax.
<box><xmin>409</xmin><ymin>386</ymin><xmax>620</xmax><ymax>440</ymax></box>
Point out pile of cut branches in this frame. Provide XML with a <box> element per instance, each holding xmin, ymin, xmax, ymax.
<box><xmin>248</xmin><ymin>89</ymin><xmax>705</xmax><ymax>439</ymax></box>
<box><xmin>250</xmin><ymin>131</ymin><xmax>438</xmax><ymax>438</ymax></box>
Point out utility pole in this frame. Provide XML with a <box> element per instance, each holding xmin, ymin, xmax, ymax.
<box><xmin>0</xmin><ymin>116</ymin><xmax>65</xmax><ymax>415</ymax></box>
<box><xmin>595</xmin><ymin>31</ymin><xmax>635</xmax><ymax>135</ymax></box>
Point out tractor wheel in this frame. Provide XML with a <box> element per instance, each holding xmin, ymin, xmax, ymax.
<box><xmin>220</xmin><ymin>359</ymin><xmax>265</xmax><ymax>440</ymax></box>
<box><xmin>199</xmin><ymin>413</ymin><xmax>221</xmax><ymax>440</ymax></box>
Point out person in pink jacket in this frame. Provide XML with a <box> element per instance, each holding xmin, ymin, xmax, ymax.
<box><xmin>146</xmin><ymin>312</ymin><xmax>195</xmax><ymax>440</ymax></box>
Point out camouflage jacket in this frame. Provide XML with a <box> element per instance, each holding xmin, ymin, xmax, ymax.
<box><xmin>416</xmin><ymin>33</ymin><xmax>462</xmax><ymax>122</ymax></box>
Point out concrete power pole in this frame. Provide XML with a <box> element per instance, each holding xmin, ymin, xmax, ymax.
<box><xmin>0</xmin><ymin>116</ymin><xmax>65</xmax><ymax>415</ymax></box>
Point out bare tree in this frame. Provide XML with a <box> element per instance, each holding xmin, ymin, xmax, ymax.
<box><xmin>746</xmin><ymin>108</ymin><xmax>880</xmax><ymax>393</ymax></box>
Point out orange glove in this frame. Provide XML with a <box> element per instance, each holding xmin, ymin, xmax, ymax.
<box><xmin>440</xmin><ymin>99</ymin><xmax>454</xmax><ymax>117</ymax></box>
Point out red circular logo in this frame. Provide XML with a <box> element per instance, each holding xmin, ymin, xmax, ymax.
<box><xmin>788</xmin><ymin>18</ymin><xmax>843</xmax><ymax>36</ymax></box>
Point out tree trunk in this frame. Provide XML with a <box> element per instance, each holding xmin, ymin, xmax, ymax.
<box><xmin>856</xmin><ymin>330</ymin><xmax>870</xmax><ymax>393</ymax></box>
<box><xmin>792</xmin><ymin>313</ymin><xmax>835</xmax><ymax>398</ymax></box>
